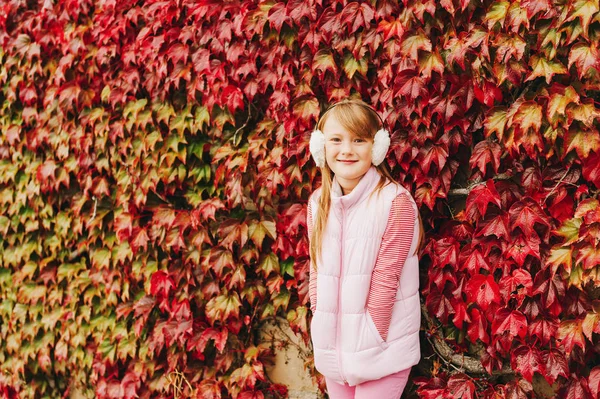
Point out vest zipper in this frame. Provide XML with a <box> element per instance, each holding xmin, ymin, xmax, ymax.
<box><xmin>337</xmin><ymin>205</ymin><xmax>348</xmax><ymax>385</ymax></box>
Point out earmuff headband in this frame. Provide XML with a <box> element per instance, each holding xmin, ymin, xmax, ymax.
<box><xmin>309</xmin><ymin>101</ymin><xmax>391</xmax><ymax>168</ymax></box>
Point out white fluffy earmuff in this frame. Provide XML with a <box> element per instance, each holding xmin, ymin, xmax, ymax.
<box><xmin>309</xmin><ymin>128</ymin><xmax>391</xmax><ymax>168</ymax></box>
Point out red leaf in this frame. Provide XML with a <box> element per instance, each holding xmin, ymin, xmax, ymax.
<box><xmin>521</xmin><ymin>0</ymin><xmax>552</xmax><ymax>17</ymax></box>
<box><xmin>466</xmin><ymin>180</ymin><xmax>502</xmax><ymax>222</ymax></box>
<box><xmin>37</xmin><ymin>159</ymin><xmax>57</xmax><ymax>182</ymax></box>
<box><xmin>340</xmin><ymin>2</ymin><xmax>375</xmax><ymax>34</ymax></box>
<box><xmin>150</xmin><ymin>271</ymin><xmax>175</xmax><ymax>298</ymax></box>
<box><xmin>499</xmin><ymin>268</ymin><xmax>532</xmax><ymax>304</ymax></box>
<box><xmin>474</xmin><ymin>80</ymin><xmax>503</xmax><ymax>107</ymax></box>
<box><xmin>475</xmin><ymin>212</ymin><xmax>510</xmax><ymax>240</ymax></box>
<box><xmin>426</xmin><ymin>291</ymin><xmax>454</xmax><ymax>324</ymax></box>
<box><xmin>268</xmin><ymin>3</ymin><xmax>288</xmax><ymax>33</ymax></box>
<box><xmin>238</xmin><ymin>390</ymin><xmax>264</xmax><ymax>399</ymax></box>
<box><xmin>582</xmin><ymin>151</ymin><xmax>600</xmax><ymax>188</ymax></box>
<box><xmin>588</xmin><ymin>366</ymin><xmax>600</xmax><ymax>399</ymax></box>
<box><xmin>447</xmin><ymin>374</ymin><xmax>476</xmax><ymax>399</ymax></box>
<box><xmin>467</xmin><ymin>308</ymin><xmax>490</xmax><ymax>344</ymax></box>
<box><xmin>542</xmin><ymin>348</ymin><xmax>569</xmax><ymax>385</ymax></box>
<box><xmin>510</xmin><ymin>198</ymin><xmax>552</xmax><ymax>238</ymax></box>
<box><xmin>511</xmin><ymin>345</ymin><xmax>545</xmax><ymax>382</ymax></box>
<box><xmin>459</xmin><ymin>245</ymin><xmax>491</xmax><ymax>274</ymax></box>
<box><xmin>130</xmin><ymin>227</ymin><xmax>149</xmax><ymax>254</ymax></box>
<box><xmin>557</xmin><ymin>319</ymin><xmax>586</xmax><ymax>355</ymax></box>
<box><xmin>492</xmin><ymin>308</ymin><xmax>528</xmax><ymax>339</ymax></box>
<box><xmin>420</xmin><ymin>143</ymin><xmax>449</xmax><ymax>174</ymax></box>
<box><xmin>529</xmin><ymin>316</ymin><xmax>558</xmax><ymax>345</ymax></box>
<box><xmin>197</xmin><ymin>379</ymin><xmax>221</xmax><ymax>399</ymax></box>
<box><xmin>470</xmin><ymin>140</ymin><xmax>503</xmax><ymax>175</ymax></box>
<box><xmin>221</xmin><ymin>85</ymin><xmax>245</xmax><ymax>112</ymax></box>
<box><xmin>451</xmin><ymin>299</ymin><xmax>471</xmax><ymax>329</ymax></box>
<box><xmin>565</xmin><ymin>376</ymin><xmax>593</xmax><ymax>399</ymax></box>
<box><xmin>506</xmin><ymin>234</ymin><xmax>541</xmax><ymax>266</ymax></box>
<box><xmin>466</xmin><ymin>273</ymin><xmax>501</xmax><ymax>310</ymax></box>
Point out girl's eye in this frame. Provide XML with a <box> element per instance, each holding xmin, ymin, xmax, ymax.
<box><xmin>354</xmin><ymin>138</ymin><xmax>365</xmax><ymax>143</ymax></box>
<box><xmin>331</xmin><ymin>138</ymin><xmax>341</xmax><ymax>142</ymax></box>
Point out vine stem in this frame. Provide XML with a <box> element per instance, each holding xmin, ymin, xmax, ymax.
<box><xmin>421</xmin><ymin>303</ymin><xmax>513</xmax><ymax>376</ymax></box>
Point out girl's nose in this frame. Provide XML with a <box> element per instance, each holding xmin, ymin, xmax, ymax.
<box><xmin>341</xmin><ymin>141</ymin><xmax>352</xmax><ymax>154</ymax></box>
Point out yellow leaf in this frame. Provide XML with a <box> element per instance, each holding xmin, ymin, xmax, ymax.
<box><xmin>565</xmin><ymin>127</ymin><xmax>600</xmax><ymax>158</ymax></box>
<box><xmin>526</xmin><ymin>56</ymin><xmax>567</xmax><ymax>84</ymax></box>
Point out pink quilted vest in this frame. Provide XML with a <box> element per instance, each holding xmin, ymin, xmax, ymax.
<box><xmin>309</xmin><ymin>167</ymin><xmax>421</xmax><ymax>386</ymax></box>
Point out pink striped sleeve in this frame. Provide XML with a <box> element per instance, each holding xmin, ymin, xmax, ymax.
<box><xmin>307</xmin><ymin>199</ymin><xmax>317</xmax><ymax>313</ymax></box>
<box><xmin>366</xmin><ymin>193</ymin><xmax>416</xmax><ymax>341</ymax></box>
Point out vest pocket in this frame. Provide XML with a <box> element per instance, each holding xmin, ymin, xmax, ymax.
<box><xmin>365</xmin><ymin>310</ymin><xmax>387</xmax><ymax>348</ymax></box>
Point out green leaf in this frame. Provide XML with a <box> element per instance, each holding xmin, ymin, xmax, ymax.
<box><xmin>484</xmin><ymin>108</ymin><xmax>508</xmax><ymax>138</ymax></box>
<box><xmin>280</xmin><ymin>258</ymin><xmax>294</xmax><ymax>277</ymax></box>
<box><xmin>564</xmin><ymin>127</ymin><xmax>600</xmax><ymax>158</ymax></box>
<box><xmin>312</xmin><ymin>49</ymin><xmax>337</xmax><ymax>75</ymax></box>
<box><xmin>91</xmin><ymin>248</ymin><xmax>111</xmax><ymax>269</ymax></box>
<box><xmin>292</xmin><ymin>96</ymin><xmax>319</xmax><ymax>121</ymax></box>
<box><xmin>526</xmin><ymin>56</ymin><xmax>567</xmax><ymax>84</ymax></box>
<box><xmin>248</xmin><ymin>219</ymin><xmax>277</xmax><ymax>247</ymax></box>
<box><xmin>555</xmin><ymin>218</ymin><xmax>582</xmax><ymax>245</ymax></box>
<box><xmin>206</xmin><ymin>293</ymin><xmax>242</xmax><ymax>323</ymax></box>
<box><xmin>485</xmin><ymin>1</ymin><xmax>510</xmax><ymax>28</ymax></box>
<box><xmin>258</xmin><ymin>253</ymin><xmax>280</xmax><ymax>278</ymax></box>
<box><xmin>566</xmin><ymin>0</ymin><xmax>599</xmax><ymax>37</ymax></box>
<box><xmin>400</xmin><ymin>32</ymin><xmax>432</xmax><ymax>61</ymax></box>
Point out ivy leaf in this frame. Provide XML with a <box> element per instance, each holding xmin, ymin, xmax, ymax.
<box><xmin>485</xmin><ymin>1</ymin><xmax>510</xmax><ymax>28</ymax></box>
<box><xmin>546</xmin><ymin>246</ymin><xmax>573</xmax><ymax>275</ymax></box>
<box><xmin>447</xmin><ymin>374</ymin><xmax>475</xmax><ymax>399</ymax></box>
<box><xmin>474</xmin><ymin>80</ymin><xmax>503</xmax><ymax>107</ymax></box>
<box><xmin>566</xmin><ymin>101</ymin><xmax>600</xmax><ymax>128</ymax></box>
<box><xmin>513</xmin><ymin>101</ymin><xmax>543</xmax><ymax>133</ymax></box>
<box><xmin>492</xmin><ymin>308</ymin><xmax>528</xmax><ymax>339</ymax></box>
<box><xmin>529</xmin><ymin>316</ymin><xmax>558</xmax><ymax>345</ymax></box>
<box><xmin>512</xmin><ymin>345</ymin><xmax>545</xmax><ymax>382</ymax></box>
<box><xmin>339</xmin><ymin>2</ymin><xmax>375</xmax><ymax>34</ymax></box>
<box><xmin>484</xmin><ymin>108</ymin><xmax>508</xmax><ymax>139</ymax></box>
<box><xmin>568</xmin><ymin>43</ymin><xmax>599</xmax><ymax>79</ymax></box>
<box><xmin>548</xmin><ymin>86</ymin><xmax>580</xmax><ymax>123</ymax></box>
<box><xmin>465</xmin><ymin>180</ymin><xmax>502</xmax><ymax>221</ymax></box>
<box><xmin>419</xmin><ymin>51</ymin><xmax>444</xmax><ymax>79</ymax></box>
<box><xmin>248</xmin><ymin>219</ymin><xmax>277</xmax><ymax>247</ymax></box>
<box><xmin>566</xmin><ymin>0</ymin><xmax>599</xmax><ymax>38</ymax></box>
<box><xmin>470</xmin><ymin>140</ymin><xmax>502</xmax><ymax>174</ymax></box>
<box><xmin>377</xmin><ymin>19</ymin><xmax>404</xmax><ymax>41</ymax></box>
<box><xmin>312</xmin><ymin>49</ymin><xmax>337</xmax><ymax>75</ymax></box>
<box><xmin>582</xmin><ymin>302</ymin><xmax>600</xmax><ymax>340</ymax></box>
<box><xmin>150</xmin><ymin>271</ymin><xmax>174</xmax><ymax>298</ymax></box>
<box><xmin>342</xmin><ymin>53</ymin><xmax>368</xmax><ymax>79</ymax></box>
<box><xmin>467</xmin><ymin>308</ymin><xmax>490</xmax><ymax>344</ymax></box>
<box><xmin>401</xmin><ymin>31</ymin><xmax>432</xmax><ymax>61</ymax></box>
<box><xmin>526</xmin><ymin>56</ymin><xmax>567</xmax><ymax>84</ymax></box>
<box><xmin>582</xmin><ymin>151</ymin><xmax>600</xmax><ymax>188</ymax></box>
<box><xmin>588</xmin><ymin>366</ymin><xmax>600</xmax><ymax>399</ymax></box>
<box><xmin>509</xmin><ymin>199</ymin><xmax>551</xmax><ymax>239</ymax></box>
<box><xmin>466</xmin><ymin>273</ymin><xmax>501</xmax><ymax>310</ymax></box>
<box><xmin>564</xmin><ymin>127</ymin><xmax>600</xmax><ymax>158</ymax></box>
<box><xmin>521</xmin><ymin>0</ymin><xmax>552</xmax><ymax>18</ymax></box>
<box><xmin>206</xmin><ymin>293</ymin><xmax>242</xmax><ymax>323</ymax></box>
<box><xmin>557</xmin><ymin>318</ymin><xmax>586</xmax><ymax>355</ymax></box>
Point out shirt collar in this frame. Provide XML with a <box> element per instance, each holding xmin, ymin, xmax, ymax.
<box><xmin>331</xmin><ymin>166</ymin><xmax>380</xmax><ymax>210</ymax></box>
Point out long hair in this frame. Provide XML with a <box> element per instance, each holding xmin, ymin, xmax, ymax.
<box><xmin>310</xmin><ymin>99</ymin><xmax>424</xmax><ymax>268</ymax></box>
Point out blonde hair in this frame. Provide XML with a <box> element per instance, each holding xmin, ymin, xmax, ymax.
<box><xmin>309</xmin><ymin>99</ymin><xmax>408</xmax><ymax>267</ymax></box>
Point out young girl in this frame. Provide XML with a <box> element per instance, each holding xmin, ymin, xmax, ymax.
<box><xmin>307</xmin><ymin>99</ymin><xmax>421</xmax><ymax>399</ymax></box>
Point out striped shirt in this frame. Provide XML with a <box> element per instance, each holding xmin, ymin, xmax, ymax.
<box><xmin>308</xmin><ymin>193</ymin><xmax>416</xmax><ymax>341</ymax></box>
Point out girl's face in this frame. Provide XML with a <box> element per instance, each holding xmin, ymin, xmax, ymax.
<box><xmin>323</xmin><ymin>114</ymin><xmax>373</xmax><ymax>195</ymax></box>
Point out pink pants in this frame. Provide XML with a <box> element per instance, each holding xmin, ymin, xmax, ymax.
<box><xmin>325</xmin><ymin>368</ymin><xmax>411</xmax><ymax>399</ymax></box>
